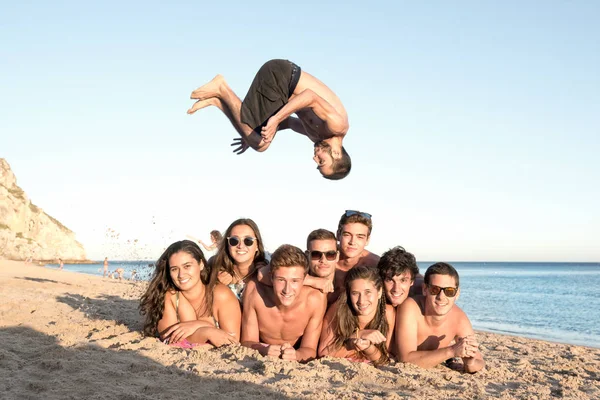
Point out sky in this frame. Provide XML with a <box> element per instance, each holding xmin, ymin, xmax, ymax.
<box><xmin>1</xmin><ymin>1</ymin><xmax>599</xmax><ymax>262</ymax></box>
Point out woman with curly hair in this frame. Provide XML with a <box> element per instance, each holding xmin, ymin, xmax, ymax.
<box><xmin>318</xmin><ymin>265</ymin><xmax>395</xmax><ymax>365</ymax></box>
<box><xmin>211</xmin><ymin>218</ymin><xmax>267</xmax><ymax>300</ymax></box>
<box><xmin>139</xmin><ymin>240</ymin><xmax>241</xmax><ymax>347</ymax></box>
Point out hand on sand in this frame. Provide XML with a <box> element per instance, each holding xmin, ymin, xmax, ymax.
<box><xmin>453</xmin><ymin>335</ymin><xmax>479</xmax><ymax>358</ymax></box>
<box><xmin>207</xmin><ymin>328</ymin><xmax>238</xmax><ymax>347</ymax></box>
<box><xmin>279</xmin><ymin>342</ymin><xmax>297</xmax><ymax>361</ymax></box>
<box><xmin>266</xmin><ymin>344</ymin><xmax>283</xmax><ymax>358</ymax></box>
<box><xmin>163</xmin><ymin>321</ymin><xmax>201</xmax><ymax>344</ymax></box>
<box><xmin>231</xmin><ymin>138</ymin><xmax>249</xmax><ymax>155</ymax></box>
<box><xmin>260</xmin><ymin>116</ymin><xmax>279</xmax><ymax>143</ymax></box>
<box><xmin>358</xmin><ymin>329</ymin><xmax>386</xmax><ymax>345</ymax></box>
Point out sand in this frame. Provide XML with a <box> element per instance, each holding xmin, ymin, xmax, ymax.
<box><xmin>1</xmin><ymin>260</ymin><xmax>599</xmax><ymax>400</ymax></box>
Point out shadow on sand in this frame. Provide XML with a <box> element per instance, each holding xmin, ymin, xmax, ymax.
<box><xmin>0</xmin><ymin>326</ymin><xmax>299</xmax><ymax>400</ymax></box>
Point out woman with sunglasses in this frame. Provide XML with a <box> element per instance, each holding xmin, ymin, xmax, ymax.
<box><xmin>139</xmin><ymin>240</ymin><xmax>241</xmax><ymax>347</ymax></box>
<box><xmin>318</xmin><ymin>265</ymin><xmax>395</xmax><ymax>366</ymax></box>
<box><xmin>211</xmin><ymin>218</ymin><xmax>267</xmax><ymax>300</ymax></box>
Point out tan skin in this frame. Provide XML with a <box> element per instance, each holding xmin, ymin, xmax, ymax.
<box><xmin>217</xmin><ymin>224</ymin><xmax>259</xmax><ymax>286</ymax></box>
<box><xmin>157</xmin><ymin>251</ymin><xmax>241</xmax><ymax>347</ymax></box>
<box><xmin>395</xmin><ymin>274</ymin><xmax>485</xmax><ymax>373</ymax></box>
<box><xmin>319</xmin><ymin>279</ymin><xmax>395</xmax><ymax>363</ymax></box>
<box><xmin>330</xmin><ymin>223</ymin><xmax>380</xmax><ymax>302</ymax></box>
<box><xmin>187</xmin><ymin>69</ymin><xmax>348</xmax><ymax>176</ymax></box>
<box><xmin>241</xmin><ymin>266</ymin><xmax>327</xmax><ymax>362</ymax></box>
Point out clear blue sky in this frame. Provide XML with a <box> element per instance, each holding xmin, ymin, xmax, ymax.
<box><xmin>2</xmin><ymin>1</ymin><xmax>599</xmax><ymax>261</ymax></box>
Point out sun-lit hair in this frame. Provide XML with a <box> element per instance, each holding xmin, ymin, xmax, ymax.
<box><xmin>211</xmin><ymin>218</ymin><xmax>266</xmax><ymax>282</ymax></box>
<box><xmin>378</xmin><ymin>246</ymin><xmax>419</xmax><ymax>281</ymax></box>
<box><xmin>424</xmin><ymin>262</ymin><xmax>460</xmax><ymax>287</ymax></box>
<box><xmin>331</xmin><ymin>265</ymin><xmax>389</xmax><ymax>365</ymax></box>
<box><xmin>306</xmin><ymin>228</ymin><xmax>337</xmax><ymax>250</ymax></box>
<box><xmin>270</xmin><ymin>244</ymin><xmax>308</xmax><ymax>276</ymax></box>
<box><xmin>139</xmin><ymin>240</ymin><xmax>213</xmax><ymax>337</ymax></box>
<box><xmin>210</xmin><ymin>230</ymin><xmax>223</xmax><ymax>243</ymax></box>
<box><xmin>321</xmin><ymin>146</ymin><xmax>351</xmax><ymax>180</ymax></box>
<box><xmin>337</xmin><ymin>211</ymin><xmax>373</xmax><ymax>237</ymax></box>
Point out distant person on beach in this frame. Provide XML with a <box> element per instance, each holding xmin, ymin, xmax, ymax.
<box><xmin>58</xmin><ymin>258</ymin><xmax>64</xmax><ymax>271</ymax></box>
<box><xmin>318</xmin><ymin>266</ymin><xmax>395</xmax><ymax>365</ymax></box>
<box><xmin>395</xmin><ymin>262</ymin><xmax>485</xmax><ymax>373</ymax></box>
<box><xmin>198</xmin><ymin>230</ymin><xmax>223</xmax><ymax>253</ymax></box>
<box><xmin>211</xmin><ymin>218</ymin><xmax>267</xmax><ymax>301</ymax></box>
<box><xmin>241</xmin><ymin>245</ymin><xmax>326</xmax><ymax>362</ymax></box>
<box><xmin>115</xmin><ymin>268</ymin><xmax>125</xmax><ymax>281</ymax></box>
<box><xmin>103</xmin><ymin>257</ymin><xmax>109</xmax><ymax>278</ymax></box>
<box><xmin>377</xmin><ymin>246</ymin><xmax>422</xmax><ymax>308</ymax></box>
<box><xmin>139</xmin><ymin>240</ymin><xmax>241</xmax><ymax>347</ymax></box>
<box><xmin>187</xmin><ymin>59</ymin><xmax>351</xmax><ymax>180</ymax></box>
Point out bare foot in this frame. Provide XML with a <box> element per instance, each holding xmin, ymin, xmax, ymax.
<box><xmin>187</xmin><ymin>97</ymin><xmax>221</xmax><ymax>114</ymax></box>
<box><xmin>190</xmin><ymin>74</ymin><xmax>224</xmax><ymax>100</ymax></box>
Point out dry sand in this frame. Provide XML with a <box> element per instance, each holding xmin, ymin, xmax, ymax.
<box><xmin>1</xmin><ymin>260</ymin><xmax>599</xmax><ymax>399</ymax></box>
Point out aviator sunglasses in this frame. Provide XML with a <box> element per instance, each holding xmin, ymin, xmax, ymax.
<box><xmin>345</xmin><ymin>210</ymin><xmax>372</xmax><ymax>219</ymax></box>
<box><xmin>309</xmin><ymin>250</ymin><xmax>338</xmax><ymax>261</ymax></box>
<box><xmin>227</xmin><ymin>236</ymin><xmax>257</xmax><ymax>247</ymax></box>
<box><xmin>426</xmin><ymin>284</ymin><xmax>458</xmax><ymax>298</ymax></box>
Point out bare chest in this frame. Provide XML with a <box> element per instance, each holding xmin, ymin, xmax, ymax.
<box><xmin>296</xmin><ymin>109</ymin><xmax>330</xmax><ymax>141</ymax></box>
<box><xmin>416</xmin><ymin>319</ymin><xmax>458</xmax><ymax>351</ymax></box>
<box><xmin>256</xmin><ymin>306</ymin><xmax>310</xmax><ymax>343</ymax></box>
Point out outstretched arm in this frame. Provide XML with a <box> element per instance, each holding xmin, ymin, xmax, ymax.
<box><xmin>261</xmin><ymin>89</ymin><xmax>348</xmax><ymax>143</ymax></box>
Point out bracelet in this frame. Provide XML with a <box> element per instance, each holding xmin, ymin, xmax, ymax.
<box><xmin>363</xmin><ymin>343</ymin><xmax>378</xmax><ymax>357</ymax></box>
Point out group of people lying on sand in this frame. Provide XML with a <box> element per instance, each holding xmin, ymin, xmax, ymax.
<box><xmin>139</xmin><ymin>211</ymin><xmax>484</xmax><ymax>373</ymax></box>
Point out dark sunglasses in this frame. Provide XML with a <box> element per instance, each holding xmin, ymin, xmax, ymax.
<box><xmin>309</xmin><ymin>250</ymin><xmax>337</xmax><ymax>261</ymax></box>
<box><xmin>426</xmin><ymin>284</ymin><xmax>458</xmax><ymax>298</ymax></box>
<box><xmin>227</xmin><ymin>236</ymin><xmax>257</xmax><ymax>247</ymax></box>
<box><xmin>345</xmin><ymin>210</ymin><xmax>372</xmax><ymax>219</ymax></box>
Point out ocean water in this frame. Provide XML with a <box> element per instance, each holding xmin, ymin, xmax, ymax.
<box><xmin>50</xmin><ymin>261</ymin><xmax>600</xmax><ymax>348</ymax></box>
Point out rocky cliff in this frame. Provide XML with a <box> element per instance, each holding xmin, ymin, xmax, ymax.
<box><xmin>0</xmin><ymin>158</ymin><xmax>87</xmax><ymax>261</ymax></box>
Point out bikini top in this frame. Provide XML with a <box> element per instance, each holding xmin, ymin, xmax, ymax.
<box><xmin>175</xmin><ymin>291</ymin><xmax>219</xmax><ymax>328</ymax></box>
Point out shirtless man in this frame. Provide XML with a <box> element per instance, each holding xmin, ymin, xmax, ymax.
<box><xmin>377</xmin><ymin>246</ymin><xmax>422</xmax><ymax>308</ymax></box>
<box><xmin>103</xmin><ymin>257</ymin><xmax>109</xmax><ymax>278</ymax></box>
<box><xmin>187</xmin><ymin>59</ymin><xmax>351</xmax><ymax>179</ymax></box>
<box><xmin>331</xmin><ymin>210</ymin><xmax>380</xmax><ymax>302</ymax></box>
<box><xmin>241</xmin><ymin>244</ymin><xmax>327</xmax><ymax>362</ymax></box>
<box><xmin>255</xmin><ymin>229</ymin><xmax>338</xmax><ymax>305</ymax></box>
<box><xmin>303</xmin><ymin>229</ymin><xmax>339</xmax><ymax>306</ymax></box>
<box><xmin>395</xmin><ymin>262</ymin><xmax>485</xmax><ymax>373</ymax></box>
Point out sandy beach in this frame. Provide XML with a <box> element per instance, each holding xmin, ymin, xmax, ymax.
<box><xmin>1</xmin><ymin>260</ymin><xmax>598</xmax><ymax>400</ymax></box>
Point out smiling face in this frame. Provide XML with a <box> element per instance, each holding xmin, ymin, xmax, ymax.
<box><xmin>349</xmin><ymin>278</ymin><xmax>382</xmax><ymax>318</ymax></box>
<box><xmin>168</xmin><ymin>250</ymin><xmax>203</xmax><ymax>291</ymax></box>
<box><xmin>383</xmin><ymin>271</ymin><xmax>414</xmax><ymax>307</ymax></box>
<box><xmin>271</xmin><ymin>266</ymin><xmax>306</xmax><ymax>307</ymax></box>
<box><xmin>228</xmin><ymin>224</ymin><xmax>258</xmax><ymax>266</ymax></box>
<box><xmin>338</xmin><ymin>222</ymin><xmax>370</xmax><ymax>259</ymax></box>
<box><xmin>307</xmin><ymin>238</ymin><xmax>338</xmax><ymax>279</ymax></box>
<box><xmin>423</xmin><ymin>274</ymin><xmax>460</xmax><ymax>316</ymax></box>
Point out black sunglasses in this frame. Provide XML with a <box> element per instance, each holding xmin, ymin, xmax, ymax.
<box><xmin>426</xmin><ymin>284</ymin><xmax>458</xmax><ymax>298</ymax></box>
<box><xmin>345</xmin><ymin>210</ymin><xmax>372</xmax><ymax>219</ymax></box>
<box><xmin>309</xmin><ymin>250</ymin><xmax>337</xmax><ymax>261</ymax></box>
<box><xmin>227</xmin><ymin>236</ymin><xmax>257</xmax><ymax>247</ymax></box>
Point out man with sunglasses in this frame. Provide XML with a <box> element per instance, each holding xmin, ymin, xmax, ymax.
<box><xmin>255</xmin><ymin>229</ymin><xmax>339</xmax><ymax>305</ymax></box>
<box><xmin>242</xmin><ymin>244</ymin><xmax>326</xmax><ymax>362</ymax></box>
<box><xmin>187</xmin><ymin>59</ymin><xmax>351</xmax><ymax>180</ymax></box>
<box><xmin>303</xmin><ymin>229</ymin><xmax>340</xmax><ymax>306</ymax></box>
<box><xmin>395</xmin><ymin>262</ymin><xmax>484</xmax><ymax>373</ymax></box>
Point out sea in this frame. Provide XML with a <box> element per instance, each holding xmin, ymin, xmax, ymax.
<box><xmin>47</xmin><ymin>260</ymin><xmax>600</xmax><ymax>349</ymax></box>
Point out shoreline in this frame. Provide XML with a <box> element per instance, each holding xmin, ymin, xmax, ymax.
<box><xmin>1</xmin><ymin>259</ymin><xmax>599</xmax><ymax>399</ymax></box>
